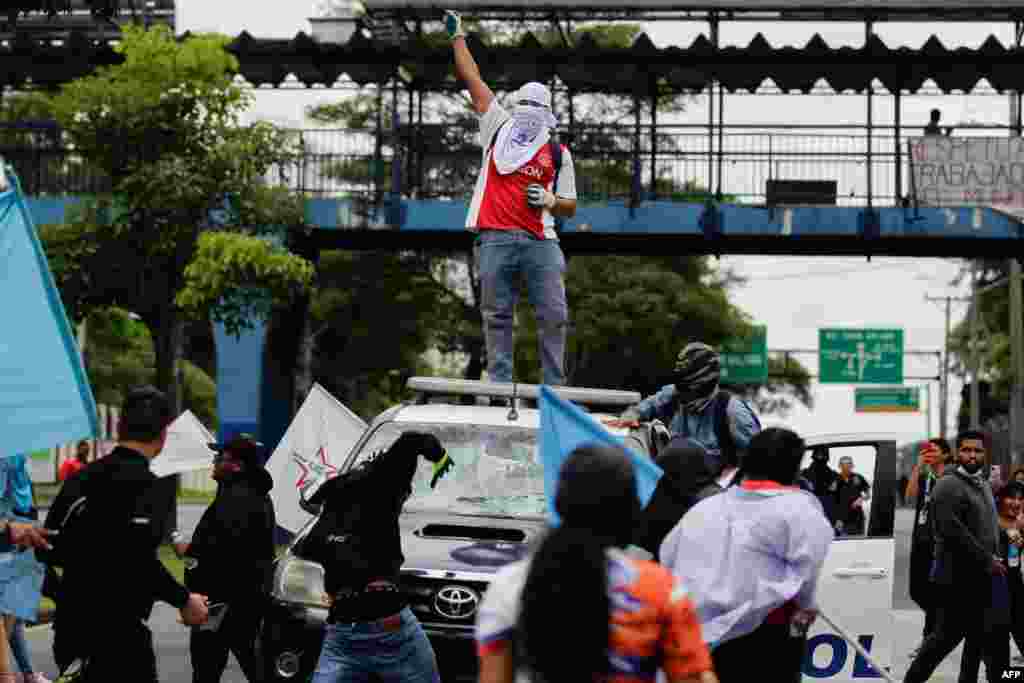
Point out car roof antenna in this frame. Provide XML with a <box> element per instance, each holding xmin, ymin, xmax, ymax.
<box><xmin>507</xmin><ymin>382</ymin><xmax>519</xmax><ymax>422</ymax></box>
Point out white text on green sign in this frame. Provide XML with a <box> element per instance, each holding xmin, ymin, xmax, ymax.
<box><xmin>819</xmin><ymin>328</ymin><xmax>904</xmax><ymax>384</ymax></box>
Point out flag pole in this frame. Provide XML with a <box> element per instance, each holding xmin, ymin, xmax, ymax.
<box><xmin>816</xmin><ymin>608</ymin><xmax>898</xmax><ymax>683</ymax></box>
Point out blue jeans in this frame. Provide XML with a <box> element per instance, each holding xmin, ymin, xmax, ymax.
<box><xmin>9</xmin><ymin>619</ymin><xmax>33</xmax><ymax>673</ymax></box>
<box><xmin>476</xmin><ymin>230</ymin><xmax>568</xmax><ymax>386</ymax></box>
<box><xmin>310</xmin><ymin>607</ymin><xmax>440</xmax><ymax>683</ymax></box>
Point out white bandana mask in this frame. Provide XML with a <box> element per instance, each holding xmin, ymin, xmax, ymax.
<box><xmin>492</xmin><ymin>82</ymin><xmax>558</xmax><ymax>175</ymax></box>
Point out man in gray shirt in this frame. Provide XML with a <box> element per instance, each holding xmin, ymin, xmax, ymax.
<box><xmin>903</xmin><ymin>429</ymin><xmax>1008</xmax><ymax>683</ymax></box>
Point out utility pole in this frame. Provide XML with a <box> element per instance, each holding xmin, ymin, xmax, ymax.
<box><xmin>926</xmin><ymin>294</ymin><xmax>968</xmax><ymax>438</ymax></box>
<box><xmin>970</xmin><ymin>264</ymin><xmax>982</xmax><ymax>430</ymax></box>
<box><xmin>1011</xmin><ymin>257</ymin><xmax>1023</xmax><ymax>465</ymax></box>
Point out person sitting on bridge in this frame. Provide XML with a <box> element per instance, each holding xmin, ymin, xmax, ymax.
<box><xmin>446</xmin><ymin>10</ymin><xmax>577</xmax><ymax>390</ymax></box>
<box><xmin>609</xmin><ymin>342</ymin><xmax>760</xmax><ymax>484</ymax></box>
<box><xmin>924</xmin><ymin>108</ymin><xmax>953</xmax><ymax>137</ymax></box>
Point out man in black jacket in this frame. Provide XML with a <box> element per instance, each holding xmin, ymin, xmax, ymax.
<box><xmin>903</xmin><ymin>429</ymin><xmax>1007</xmax><ymax>683</ymax></box>
<box><xmin>800</xmin><ymin>448</ymin><xmax>840</xmax><ymax>527</ymax></box>
<box><xmin>48</xmin><ymin>385</ymin><xmax>209</xmax><ymax>681</ymax></box>
<box><xmin>172</xmin><ymin>434</ymin><xmax>276</xmax><ymax>683</ymax></box>
<box><xmin>300</xmin><ymin>431</ymin><xmax>452</xmax><ymax>683</ymax></box>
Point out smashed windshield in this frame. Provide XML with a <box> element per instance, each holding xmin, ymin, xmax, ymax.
<box><xmin>350</xmin><ymin>422</ymin><xmax>545</xmax><ymax>518</ymax></box>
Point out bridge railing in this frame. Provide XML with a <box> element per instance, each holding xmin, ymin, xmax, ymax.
<box><xmin>5</xmin><ymin>123</ymin><xmax>985</xmax><ymax>208</ymax></box>
<box><xmin>274</xmin><ymin>125</ymin><xmax>909</xmax><ymax>207</ymax></box>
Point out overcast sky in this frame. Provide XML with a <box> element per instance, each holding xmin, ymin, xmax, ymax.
<box><xmin>175</xmin><ymin>2</ymin><xmax>1009</xmax><ymax>443</ymax></box>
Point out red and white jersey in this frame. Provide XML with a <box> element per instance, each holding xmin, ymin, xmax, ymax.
<box><xmin>466</xmin><ymin>101</ymin><xmax>577</xmax><ymax>240</ymax></box>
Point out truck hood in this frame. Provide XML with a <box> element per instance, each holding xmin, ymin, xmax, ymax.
<box><xmin>398</xmin><ymin>510</ymin><xmax>547</xmax><ymax>576</ymax></box>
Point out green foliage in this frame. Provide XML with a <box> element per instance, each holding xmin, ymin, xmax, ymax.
<box><xmin>307</xmin><ymin>95</ymin><xmax>379</xmax><ymax>129</ymax></box>
<box><xmin>80</xmin><ymin>306</ymin><xmax>218</xmax><ymax>427</ymax></box>
<box><xmin>39</xmin><ymin>24</ymin><xmax>313</xmax><ymax>416</ymax></box>
<box><xmin>500</xmin><ymin>255</ymin><xmax>813</xmax><ymax>414</ymax></box>
<box><xmin>309</xmin><ymin>250</ymin><xmax>450</xmax><ymax>419</ymax></box>
<box><xmin>178</xmin><ymin>231</ymin><xmax>315</xmax><ymax>335</ymax></box>
<box><xmin>950</xmin><ymin>260</ymin><xmax>1021</xmax><ymax>403</ymax></box>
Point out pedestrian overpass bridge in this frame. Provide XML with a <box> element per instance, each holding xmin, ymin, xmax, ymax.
<box><xmin>23</xmin><ymin>194</ymin><xmax>1024</xmax><ymax>258</ymax></box>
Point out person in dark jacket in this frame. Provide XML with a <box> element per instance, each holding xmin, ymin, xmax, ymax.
<box><xmin>634</xmin><ymin>438</ymin><xmax>722</xmax><ymax>555</ymax></box>
<box><xmin>906</xmin><ymin>438</ymin><xmax>952</xmax><ymax>656</ymax></box>
<box><xmin>903</xmin><ymin>429</ymin><xmax>1008</xmax><ymax>683</ymax></box>
<box><xmin>171</xmin><ymin>434</ymin><xmax>276</xmax><ymax>683</ymax></box>
<box><xmin>300</xmin><ymin>431</ymin><xmax>453</xmax><ymax>683</ymax></box>
<box><xmin>960</xmin><ymin>481</ymin><xmax>1024</xmax><ymax>683</ymax></box>
<box><xmin>47</xmin><ymin>385</ymin><xmax>209</xmax><ymax>681</ymax></box>
<box><xmin>801</xmin><ymin>448</ymin><xmax>839</xmax><ymax>526</ymax></box>
<box><xmin>834</xmin><ymin>455</ymin><xmax>870</xmax><ymax>536</ymax></box>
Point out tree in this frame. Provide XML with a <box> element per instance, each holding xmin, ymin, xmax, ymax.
<box><xmin>306</xmin><ymin>250</ymin><xmax>452</xmax><ymax>419</ymax></box>
<box><xmin>949</xmin><ymin>259</ymin><xmax>1021</xmax><ymax>405</ymax></box>
<box><xmin>508</xmin><ymin>255</ymin><xmax>812</xmax><ymax>415</ymax></box>
<box><xmin>73</xmin><ymin>305</ymin><xmax>218</xmax><ymax>429</ymax></box>
<box><xmin>43</xmin><ymin>25</ymin><xmax>314</xmax><ymax>418</ymax></box>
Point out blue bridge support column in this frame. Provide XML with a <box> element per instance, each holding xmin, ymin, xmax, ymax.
<box><xmin>214</xmin><ymin>320</ymin><xmax>266</xmax><ymax>446</ymax></box>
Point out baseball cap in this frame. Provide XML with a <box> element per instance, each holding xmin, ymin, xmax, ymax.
<box><xmin>208</xmin><ymin>433</ymin><xmax>265</xmax><ymax>466</ymax></box>
<box><xmin>514</xmin><ymin>82</ymin><xmax>552</xmax><ymax>109</ymax></box>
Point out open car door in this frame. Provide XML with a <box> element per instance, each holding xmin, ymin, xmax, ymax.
<box><xmin>266</xmin><ymin>383</ymin><xmax>367</xmax><ymax>537</ymax></box>
<box><xmin>801</xmin><ymin>435</ymin><xmax>898</xmax><ymax>682</ymax></box>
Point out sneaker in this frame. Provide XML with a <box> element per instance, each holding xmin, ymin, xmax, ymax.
<box><xmin>27</xmin><ymin>674</ymin><xmax>53</xmax><ymax>683</ymax></box>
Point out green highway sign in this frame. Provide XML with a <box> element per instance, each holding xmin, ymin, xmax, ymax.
<box><xmin>720</xmin><ymin>326</ymin><xmax>768</xmax><ymax>384</ymax></box>
<box><xmin>819</xmin><ymin>328</ymin><xmax>904</xmax><ymax>384</ymax></box>
<box><xmin>855</xmin><ymin>387</ymin><xmax>920</xmax><ymax>413</ymax></box>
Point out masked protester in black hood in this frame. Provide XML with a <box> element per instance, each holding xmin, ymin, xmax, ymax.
<box><xmin>299</xmin><ymin>431</ymin><xmax>453</xmax><ymax>683</ymax></box>
<box><xmin>634</xmin><ymin>438</ymin><xmax>724</xmax><ymax>555</ymax></box>
<box><xmin>171</xmin><ymin>434</ymin><xmax>276</xmax><ymax>683</ymax></box>
<box><xmin>611</xmin><ymin>343</ymin><xmax>761</xmax><ymax>488</ymax></box>
<box><xmin>800</xmin><ymin>448</ymin><xmax>839</xmax><ymax>526</ymax></box>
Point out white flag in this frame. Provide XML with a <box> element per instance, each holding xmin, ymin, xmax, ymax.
<box><xmin>266</xmin><ymin>383</ymin><xmax>367</xmax><ymax>534</ymax></box>
<box><xmin>151</xmin><ymin>410</ymin><xmax>216</xmax><ymax>478</ymax></box>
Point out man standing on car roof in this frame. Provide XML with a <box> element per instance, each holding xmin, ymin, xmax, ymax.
<box><xmin>447</xmin><ymin>10</ymin><xmax>577</xmax><ymax>390</ymax></box>
<box><xmin>172</xmin><ymin>434</ymin><xmax>276</xmax><ymax>683</ymax></box>
<box><xmin>609</xmin><ymin>342</ymin><xmax>761</xmax><ymax>487</ymax></box>
<box><xmin>299</xmin><ymin>431</ymin><xmax>454</xmax><ymax>683</ymax></box>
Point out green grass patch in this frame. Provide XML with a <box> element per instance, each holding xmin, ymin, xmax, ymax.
<box><xmin>159</xmin><ymin>544</ymin><xmax>187</xmax><ymax>584</ymax></box>
<box><xmin>178</xmin><ymin>488</ymin><xmax>216</xmax><ymax>504</ymax></box>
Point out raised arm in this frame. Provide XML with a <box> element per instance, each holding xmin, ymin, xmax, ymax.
<box><xmin>447</xmin><ymin>11</ymin><xmax>494</xmax><ymax>114</ymax></box>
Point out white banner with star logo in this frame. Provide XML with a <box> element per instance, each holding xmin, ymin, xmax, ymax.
<box><xmin>266</xmin><ymin>383</ymin><xmax>368</xmax><ymax>534</ymax></box>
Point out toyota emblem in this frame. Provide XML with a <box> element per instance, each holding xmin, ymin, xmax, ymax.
<box><xmin>434</xmin><ymin>585</ymin><xmax>481</xmax><ymax>619</ymax></box>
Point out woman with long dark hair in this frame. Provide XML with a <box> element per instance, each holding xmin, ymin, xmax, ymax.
<box><xmin>475</xmin><ymin>444</ymin><xmax>717</xmax><ymax>683</ymax></box>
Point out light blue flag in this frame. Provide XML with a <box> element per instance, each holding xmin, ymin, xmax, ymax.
<box><xmin>539</xmin><ymin>385</ymin><xmax>663</xmax><ymax>526</ymax></box>
<box><xmin>0</xmin><ymin>169</ymin><xmax>98</xmax><ymax>457</ymax></box>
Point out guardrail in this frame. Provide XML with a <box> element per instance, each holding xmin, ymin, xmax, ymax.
<box><xmin>1</xmin><ymin>124</ymin><xmax>994</xmax><ymax>207</ymax></box>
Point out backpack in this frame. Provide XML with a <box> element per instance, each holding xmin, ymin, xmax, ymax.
<box><xmin>40</xmin><ymin>478</ymin><xmax>89</xmax><ymax>569</ymax></box>
<box><xmin>489</xmin><ymin>124</ymin><xmax>565</xmax><ymax>233</ymax></box>
<box><xmin>679</xmin><ymin>390</ymin><xmax>761</xmax><ymax>471</ymax></box>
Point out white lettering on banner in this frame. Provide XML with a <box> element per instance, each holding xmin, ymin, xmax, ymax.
<box><xmin>910</xmin><ymin>137</ymin><xmax>1024</xmax><ymax>209</ymax></box>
